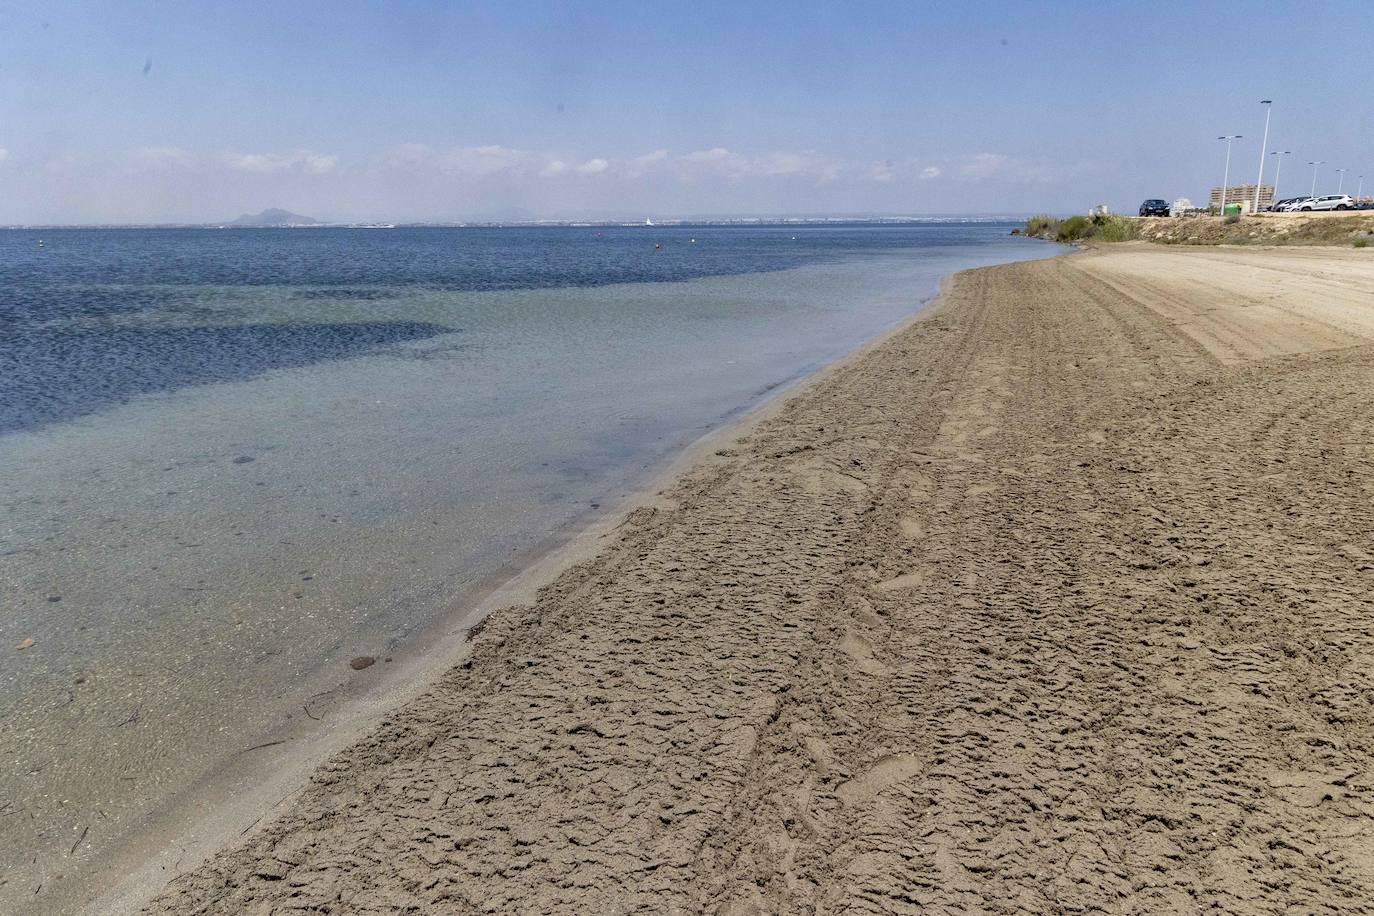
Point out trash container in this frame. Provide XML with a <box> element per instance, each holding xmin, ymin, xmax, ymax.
<box><xmin>1223</xmin><ymin>203</ymin><xmax>1242</xmax><ymax>215</ymax></box>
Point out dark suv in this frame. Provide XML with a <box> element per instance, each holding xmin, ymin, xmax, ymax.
<box><xmin>1139</xmin><ymin>199</ymin><xmax>1170</xmax><ymax>217</ymax></box>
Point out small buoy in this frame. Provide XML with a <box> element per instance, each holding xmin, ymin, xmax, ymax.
<box><xmin>690</xmin><ymin>238</ymin><xmax>696</xmax><ymax>243</ymax></box>
<box><xmin>654</xmin><ymin>243</ymin><xmax>662</xmax><ymax>250</ymax></box>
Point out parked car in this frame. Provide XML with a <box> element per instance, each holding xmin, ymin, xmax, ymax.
<box><xmin>1276</xmin><ymin>197</ymin><xmax>1315</xmax><ymax>211</ymax></box>
<box><xmin>1297</xmin><ymin>194</ymin><xmax>1356</xmax><ymax>211</ymax></box>
<box><xmin>1268</xmin><ymin>198</ymin><xmax>1305</xmax><ymax>212</ymax></box>
<box><xmin>1139</xmin><ymin>199</ymin><xmax>1170</xmax><ymax>217</ymax></box>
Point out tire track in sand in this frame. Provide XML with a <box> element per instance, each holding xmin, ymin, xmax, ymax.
<box><xmin>146</xmin><ymin>248</ymin><xmax>1374</xmax><ymax>915</ymax></box>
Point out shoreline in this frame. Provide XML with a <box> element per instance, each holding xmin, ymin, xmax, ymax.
<box><xmin>143</xmin><ymin>242</ymin><xmax>1374</xmax><ymax>913</ymax></box>
<box><xmin>5</xmin><ymin>226</ymin><xmax>1068</xmax><ymax>913</ymax></box>
<box><xmin>73</xmin><ymin>254</ymin><xmax>1035</xmax><ymax>916</ymax></box>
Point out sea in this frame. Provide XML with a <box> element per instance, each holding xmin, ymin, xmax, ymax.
<box><xmin>0</xmin><ymin>222</ymin><xmax>1060</xmax><ymax>907</ymax></box>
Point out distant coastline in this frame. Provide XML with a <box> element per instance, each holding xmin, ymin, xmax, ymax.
<box><xmin>2</xmin><ymin>215</ymin><xmax>1041</xmax><ymax>230</ymax></box>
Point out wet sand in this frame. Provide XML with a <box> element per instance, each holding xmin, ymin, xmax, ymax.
<box><xmin>144</xmin><ymin>243</ymin><xmax>1374</xmax><ymax>913</ymax></box>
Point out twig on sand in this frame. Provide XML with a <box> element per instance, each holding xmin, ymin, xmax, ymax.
<box><xmin>69</xmin><ymin>824</ymin><xmax>89</xmax><ymax>855</ymax></box>
<box><xmin>235</xmin><ymin>739</ymin><xmax>288</xmax><ymax>756</ymax></box>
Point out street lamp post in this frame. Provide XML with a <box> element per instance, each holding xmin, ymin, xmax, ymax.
<box><xmin>1359</xmin><ymin>175</ymin><xmax>1366</xmax><ymax>202</ymax></box>
<box><xmin>1254</xmin><ymin>100</ymin><xmax>1273</xmax><ymax>213</ymax></box>
<box><xmin>1219</xmin><ymin>135</ymin><xmax>1242</xmax><ymax>214</ymax></box>
<box><xmin>1336</xmin><ymin>168</ymin><xmax>1347</xmax><ymax>194</ymax></box>
<box><xmin>1270</xmin><ymin>150</ymin><xmax>1291</xmax><ymax>203</ymax></box>
<box><xmin>1309</xmin><ymin>161</ymin><xmax>1325</xmax><ymax>197</ymax></box>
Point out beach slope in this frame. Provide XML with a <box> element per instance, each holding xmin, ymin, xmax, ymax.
<box><xmin>148</xmin><ymin>244</ymin><xmax>1374</xmax><ymax>914</ymax></box>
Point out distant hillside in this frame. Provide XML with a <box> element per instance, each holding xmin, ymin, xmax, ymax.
<box><xmin>226</xmin><ymin>208</ymin><xmax>319</xmax><ymax>227</ymax></box>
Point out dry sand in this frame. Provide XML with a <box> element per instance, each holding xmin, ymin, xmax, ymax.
<box><xmin>145</xmin><ymin>244</ymin><xmax>1374</xmax><ymax>914</ymax></box>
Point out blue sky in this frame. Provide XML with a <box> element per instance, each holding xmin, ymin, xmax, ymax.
<box><xmin>2</xmin><ymin>1</ymin><xmax>1372</xmax><ymax>223</ymax></box>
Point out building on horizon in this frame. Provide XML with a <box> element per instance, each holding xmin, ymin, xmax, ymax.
<box><xmin>1209</xmin><ymin>184</ymin><xmax>1274</xmax><ymax>213</ymax></box>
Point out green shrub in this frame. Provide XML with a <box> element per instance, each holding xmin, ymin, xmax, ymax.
<box><xmin>1093</xmin><ymin>215</ymin><xmax>1138</xmax><ymax>243</ymax></box>
<box><xmin>1056</xmin><ymin>215</ymin><xmax>1092</xmax><ymax>241</ymax></box>
<box><xmin>1355</xmin><ymin>237</ymin><xmax>1370</xmax><ymax>248</ymax></box>
<box><xmin>1024</xmin><ymin>214</ymin><xmax>1060</xmax><ymax>238</ymax></box>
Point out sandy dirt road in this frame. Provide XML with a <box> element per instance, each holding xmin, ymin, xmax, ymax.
<box><xmin>146</xmin><ymin>244</ymin><xmax>1374</xmax><ymax>914</ymax></box>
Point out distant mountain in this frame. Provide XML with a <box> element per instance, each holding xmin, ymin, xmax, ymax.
<box><xmin>226</xmin><ymin>208</ymin><xmax>319</xmax><ymax>227</ymax></box>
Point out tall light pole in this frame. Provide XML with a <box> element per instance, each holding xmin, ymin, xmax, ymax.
<box><xmin>1309</xmin><ymin>161</ymin><xmax>1325</xmax><ymax>197</ymax></box>
<box><xmin>1254</xmin><ymin>100</ymin><xmax>1273</xmax><ymax>213</ymax></box>
<box><xmin>1270</xmin><ymin>150</ymin><xmax>1292</xmax><ymax>203</ymax></box>
<box><xmin>1336</xmin><ymin>168</ymin><xmax>1347</xmax><ymax>194</ymax></box>
<box><xmin>1359</xmin><ymin>175</ymin><xmax>1366</xmax><ymax>202</ymax></box>
<box><xmin>1218</xmin><ymin>135</ymin><xmax>1242</xmax><ymax>214</ymax></box>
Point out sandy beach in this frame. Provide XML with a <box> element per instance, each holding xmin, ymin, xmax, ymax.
<box><xmin>141</xmin><ymin>243</ymin><xmax>1374</xmax><ymax>914</ymax></box>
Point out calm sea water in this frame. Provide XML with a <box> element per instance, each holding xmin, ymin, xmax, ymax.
<box><xmin>0</xmin><ymin>223</ymin><xmax>1059</xmax><ymax>907</ymax></box>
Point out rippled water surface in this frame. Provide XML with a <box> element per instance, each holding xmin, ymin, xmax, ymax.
<box><xmin>0</xmin><ymin>224</ymin><xmax>1059</xmax><ymax>907</ymax></box>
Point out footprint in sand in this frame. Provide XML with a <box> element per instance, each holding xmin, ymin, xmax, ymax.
<box><xmin>838</xmin><ymin>629</ymin><xmax>889</xmax><ymax>675</ymax></box>
<box><xmin>966</xmin><ymin>483</ymin><xmax>998</xmax><ymax>497</ymax></box>
<box><xmin>836</xmin><ymin>753</ymin><xmax>925</xmax><ymax>806</ymax></box>
<box><xmin>906</xmin><ymin>471</ymin><xmax>935</xmax><ymax>500</ymax></box>
<box><xmin>899</xmin><ymin>516</ymin><xmax>924</xmax><ymax>538</ymax></box>
<box><xmin>875</xmin><ymin>569</ymin><xmax>929</xmax><ymax>592</ymax></box>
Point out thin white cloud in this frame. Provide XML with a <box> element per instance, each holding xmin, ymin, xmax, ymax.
<box><xmin>440</xmin><ymin>145</ymin><xmax>533</xmax><ymax>176</ymax></box>
<box><xmin>619</xmin><ymin>149</ymin><xmax>669</xmax><ymax>178</ymax></box>
<box><xmin>0</xmin><ymin>148</ymin><xmax>8</xmax><ymax>165</ymax></box>
<box><xmin>960</xmin><ymin>153</ymin><xmax>1011</xmax><ymax>180</ymax></box>
<box><xmin>920</xmin><ymin>166</ymin><xmax>941</xmax><ymax>179</ymax></box>
<box><xmin>684</xmin><ymin>147</ymin><xmax>734</xmax><ymax>163</ymax></box>
<box><xmin>223</xmin><ymin>151</ymin><xmax>339</xmax><ymax>174</ymax></box>
<box><xmin>375</xmin><ymin>144</ymin><xmax>857</xmax><ymax>186</ymax></box>
<box><xmin>673</xmin><ymin>147</ymin><xmax>844</xmax><ymax>184</ymax></box>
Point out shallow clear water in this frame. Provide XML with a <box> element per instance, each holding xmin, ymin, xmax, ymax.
<box><xmin>0</xmin><ymin>223</ymin><xmax>1059</xmax><ymax>902</ymax></box>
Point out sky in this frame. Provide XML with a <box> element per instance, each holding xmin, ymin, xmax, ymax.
<box><xmin>2</xmin><ymin>0</ymin><xmax>1372</xmax><ymax>224</ymax></box>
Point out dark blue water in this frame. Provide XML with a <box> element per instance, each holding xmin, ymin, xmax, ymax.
<box><xmin>1</xmin><ymin>224</ymin><xmax>1011</xmax><ymax>434</ymax></box>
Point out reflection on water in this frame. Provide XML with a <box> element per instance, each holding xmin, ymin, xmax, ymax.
<box><xmin>0</xmin><ymin>224</ymin><xmax>1060</xmax><ymax>907</ymax></box>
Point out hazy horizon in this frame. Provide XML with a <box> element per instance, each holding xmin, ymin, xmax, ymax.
<box><xmin>3</xmin><ymin>209</ymin><xmax>1046</xmax><ymax>228</ymax></box>
<box><xmin>4</xmin><ymin>1</ymin><xmax>1372</xmax><ymax>225</ymax></box>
